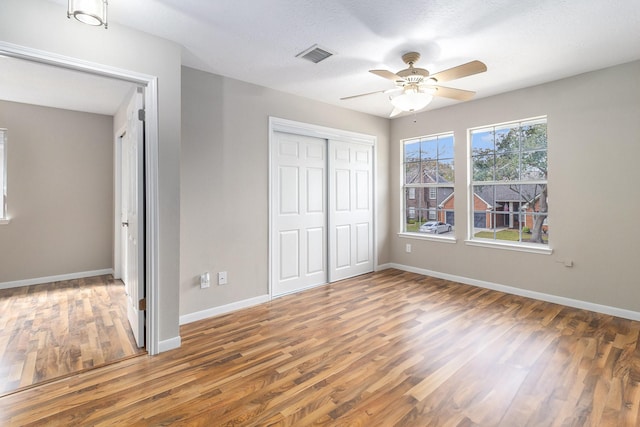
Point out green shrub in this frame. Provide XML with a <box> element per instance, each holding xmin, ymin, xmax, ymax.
<box><xmin>522</xmin><ymin>226</ymin><xmax>531</xmax><ymax>233</ymax></box>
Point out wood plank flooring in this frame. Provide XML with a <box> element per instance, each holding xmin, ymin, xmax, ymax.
<box><xmin>2</xmin><ymin>269</ymin><xmax>640</xmax><ymax>426</ymax></box>
<box><xmin>0</xmin><ymin>275</ymin><xmax>146</xmax><ymax>395</ymax></box>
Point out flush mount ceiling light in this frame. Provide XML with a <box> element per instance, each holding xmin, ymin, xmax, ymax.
<box><xmin>68</xmin><ymin>0</ymin><xmax>108</xmax><ymax>29</ymax></box>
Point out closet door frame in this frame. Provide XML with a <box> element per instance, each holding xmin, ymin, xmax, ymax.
<box><xmin>268</xmin><ymin>117</ymin><xmax>377</xmax><ymax>297</ymax></box>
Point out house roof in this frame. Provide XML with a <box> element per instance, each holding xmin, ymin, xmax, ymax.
<box><xmin>474</xmin><ymin>184</ymin><xmax>544</xmax><ymax>208</ymax></box>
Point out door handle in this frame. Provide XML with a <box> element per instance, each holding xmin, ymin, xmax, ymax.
<box><xmin>122</xmin><ymin>221</ymin><xmax>129</xmax><ymax>227</ymax></box>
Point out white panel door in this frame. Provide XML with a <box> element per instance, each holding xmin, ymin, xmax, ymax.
<box><xmin>328</xmin><ymin>140</ymin><xmax>374</xmax><ymax>282</ymax></box>
<box><xmin>121</xmin><ymin>90</ymin><xmax>145</xmax><ymax>348</ymax></box>
<box><xmin>272</xmin><ymin>132</ymin><xmax>327</xmax><ymax>296</ymax></box>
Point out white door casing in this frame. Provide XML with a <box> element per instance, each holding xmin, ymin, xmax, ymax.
<box><xmin>269</xmin><ymin>117</ymin><xmax>376</xmax><ymax>298</ymax></box>
<box><xmin>271</xmin><ymin>132</ymin><xmax>327</xmax><ymax>296</ymax></box>
<box><xmin>328</xmin><ymin>140</ymin><xmax>374</xmax><ymax>282</ymax></box>
<box><xmin>0</xmin><ymin>42</ymin><xmax>162</xmax><ymax>354</ymax></box>
<box><xmin>122</xmin><ymin>90</ymin><xmax>145</xmax><ymax>348</ymax></box>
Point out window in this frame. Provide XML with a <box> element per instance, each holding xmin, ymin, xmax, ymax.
<box><xmin>0</xmin><ymin>129</ymin><xmax>6</xmax><ymax>221</ymax></box>
<box><xmin>403</xmin><ymin>132</ymin><xmax>454</xmax><ymax>235</ymax></box>
<box><xmin>470</xmin><ymin>117</ymin><xmax>548</xmax><ymax>247</ymax></box>
<box><xmin>408</xmin><ymin>187</ymin><xmax>416</xmax><ymax>200</ymax></box>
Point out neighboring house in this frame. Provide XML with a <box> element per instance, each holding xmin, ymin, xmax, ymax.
<box><xmin>405</xmin><ymin>169</ymin><xmax>454</xmax><ymax>224</ymax></box>
<box><xmin>407</xmin><ymin>180</ymin><xmax>548</xmax><ymax>232</ymax></box>
<box><xmin>444</xmin><ymin>185</ymin><xmax>546</xmax><ymax>231</ymax></box>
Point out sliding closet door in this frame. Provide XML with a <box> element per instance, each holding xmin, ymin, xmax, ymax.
<box><xmin>271</xmin><ymin>132</ymin><xmax>327</xmax><ymax>296</ymax></box>
<box><xmin>328</xmin><ymin>140</ymin><xmax>374</xmax><ymax>282</ymax></box>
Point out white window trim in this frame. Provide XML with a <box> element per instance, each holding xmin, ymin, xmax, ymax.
<box><xmin>399</xmin><ymin>232</ymin><xmax>457</xmax><ymax>244</ymax></box>
<box><xmin>467</xmin><ymin>116</ymin><xmax>549</xmax><ymax>252</ymax></box>
<box><xmin>401</xmin><ymin>131</ymin><xmax>455</xmax><ymax>239</ymax></box>
<box><xmin>464</xmin><ymin>238</ymin><xmax>552</xmax><ymax>255</ymax></box>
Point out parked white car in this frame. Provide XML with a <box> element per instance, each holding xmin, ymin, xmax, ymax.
<box><xmin>419</xmin><ymin>221</ymin><xmax>452</xmax><ymax>234</ymax></box>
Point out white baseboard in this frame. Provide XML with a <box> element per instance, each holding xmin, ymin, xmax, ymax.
<box><xmin>386</xmin><ymin>263</ymin><xmax>640</xmax><ymax>322</ymax></box>
<box><xmin>375</xmin><ymin>263</ymin><xmax>393</xmax><ymax>272</ymax></box>
<box><xmin>179</xmin><ymin>294</ymin><xmax>271</xmax><ymax>325</ymax></box>
<box><xmin>158</xmin><ymin>336</ymin><xmax>181</xmax><ymax>353</ymax></box>
<box><xmin>0</xmin><ymin>269</ymin><xmax>114</xmax><ymax>290</ymax></box>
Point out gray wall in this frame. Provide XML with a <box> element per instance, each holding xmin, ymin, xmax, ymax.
<box><xmin>0</xmin><ymin>100</ymin><xmax>113</xmax><ymax>282</ymax></box>
<box><xmin>390</xmin><ymin>60</ymin><xmax>640</xmax><ymax>312</ymax></box>
<box><xmin>180</xmin><ymin>66</ymin><xmax>390</xmax><ymax>318</ymax></box>
<box><xmin>0</xmin><ymin>0</ymin><xmax>182</xmax><ymax>343</ymax></box>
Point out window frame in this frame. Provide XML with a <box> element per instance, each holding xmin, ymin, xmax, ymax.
<box><xmin>466</xmin><ymin>117</ymin><xmax>551</xmax><ymax>254</ymax></box>
<box><xmin>400</xmin><ymin>131</ymin><xmax>455</xmax><ymax>241</ymax></box>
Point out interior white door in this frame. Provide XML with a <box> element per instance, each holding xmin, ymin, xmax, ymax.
<box><xmin>328</xmin><ymin>140</ymin><xmax>374</xmax><ymax>282</ymax></box>
<box><xmin>272</xmin><ymin>132</ymin><xmax>327</xmax><ymax>296</ymax></box>
<box><xmin>122</xmin><ymin>90</ymin><xmax>145</xmax><ymax>348</ymax></box>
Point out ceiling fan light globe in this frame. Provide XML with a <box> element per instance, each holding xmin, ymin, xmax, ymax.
<box><xmin>390</xmin><ymin>91</ymin><xmax>433</xmax><ymax>112</ymax></box>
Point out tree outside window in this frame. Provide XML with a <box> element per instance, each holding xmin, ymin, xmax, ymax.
<box><xmin>470</xmin><ymin>118</ymin><xmax>548</xmax><ymax>245</ymax></box>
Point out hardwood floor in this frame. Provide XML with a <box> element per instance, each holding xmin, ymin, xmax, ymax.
<box><xmin>1</xmin><ymin>269</ymin><xmax>640</xmax><ymax>426</ymax></box>
<box><xmin>0</xmin><ymin>275</ymin><xmax>146</xmax><ymax>395</ymax></box>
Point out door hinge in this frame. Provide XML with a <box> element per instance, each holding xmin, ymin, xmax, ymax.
<box><xmin>138</xmin><ymin>109</ymin><xmax>146</xmax><ymax>121</ymax></box>
<box><xmin>138</xmin><ymin>298</ymin><xmax>146</xmax><ymax>311</ymax></box>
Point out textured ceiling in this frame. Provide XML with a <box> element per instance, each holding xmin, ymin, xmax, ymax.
<box><xmin>12</xmin><ymin>0</ymin><xmax>640</xmax><ymax>117</ymax></box>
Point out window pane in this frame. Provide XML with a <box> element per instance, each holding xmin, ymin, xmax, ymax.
<box><xmin>472</xmin><ymin>154</ymin><xmax>494</xmax><ymax>181</ymax></box>
<box><xmin>521</xmin><ymin>150</ymin><xmax>547</xmax><ymax>180</ymax></box>
<box><xmin>471</xmin><ymin>129</ymin><xmax>494</xmax><ymax>155</ymax></box>
<box><xmin>436</xmin><ymin>185</ymin><xmax>454</xmax><ymax>207</ymax></box>
<box><xmin>421</xmin><ymin>160</ymin><xmax>437</xmax><ymax>183</ymax></box>
<box><xmin>405</xmin><ymin>162</ymin><xmax>419</xmax><ymax>184</ymax></box>
<box><xmin>495</xmin><ymin>125</ymin><xmax>518</xmax><ymax>153</ymax></box>
<box><xmin>523</xmin><ymin>213</ymin><xmax>549</xmax><ymax>244</ymax></box>
<box><xmin>442</xmin><ymin>209</ymin><xmax>455</xmax><ymax>226</ymax></box>
<box><xmin>437</xmin><ymin>159</ymin><xmax>454</xmax><ymax>183</ymax></box>
<box><xmin>438</xmin><ymin>134</ymin><xmax>454</xmax><ymax>159</ymax></box>
<box><xmin>521</xmin><ymin>121</ymin><xmax>547</xmax><ymax>150</ymax></box>
<box><xmin>495</xmin><ymin>152</ymin><xmax>519</xmax><ymax>181</ymax></box>
<box><xmin>405</xmin><ymin>207</ymin><xmax>419</xmax><ymax>232</ymax></box>
<box><xmin>420</xmin><ymin>138</ymin><xmax>437</xmax><ymax>161</ymax></box>
<box><xmin>404</xmin><ymin>140</ymin><xmax>420</xmax><ymax>162</ymax></box>
<box><xmin>405</xmin><ymin>187</ymin><xmax>420</xmax><ymax>210</ymax></box>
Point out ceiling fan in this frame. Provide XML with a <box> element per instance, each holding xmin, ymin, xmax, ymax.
<box><xmin>341</xmin><ymin>52</ymin><xmax>487</xmax><ymax>117</ymax></box>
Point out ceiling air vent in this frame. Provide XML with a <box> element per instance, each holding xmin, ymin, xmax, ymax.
<box><xmin>296</xmin><ymin>44</ymin><xmax>334</xmax><ymax>63</ymax></box>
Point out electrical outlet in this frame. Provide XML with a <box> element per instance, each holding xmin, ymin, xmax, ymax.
<box><xmin>200</xmin><ymin>272</ymin><xmax>210</xmax><ymax>289</ymax></box>
<box><xmin>218</xmin><ymin>271</ymin><xmax>228</xmax><ymax>285</ymax></box>
<box><xmin>406</xmin><ymin>243</ymin><xmax>412</xmax><ymax>253</ymax></box>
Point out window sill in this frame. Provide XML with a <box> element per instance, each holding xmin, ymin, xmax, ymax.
<box><xmin>0</xmin><ymin>218</ymin><xmax>10</xmax><ymax>225</ymax></box>
<box><xmin>464</xmin><ymin>239</ymin><xmax>552</xmax><ymax>255</ymax></box>
<box><xmin>398</xmin><ymin>232</ymin><xmax>457</xmax><ymax>244</ymax></box>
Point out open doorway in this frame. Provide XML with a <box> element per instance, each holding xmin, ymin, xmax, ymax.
<box><xmin>0</xmin><ymin>46</ymin><xmax>159</xmax><ymax>394</ymax></box>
